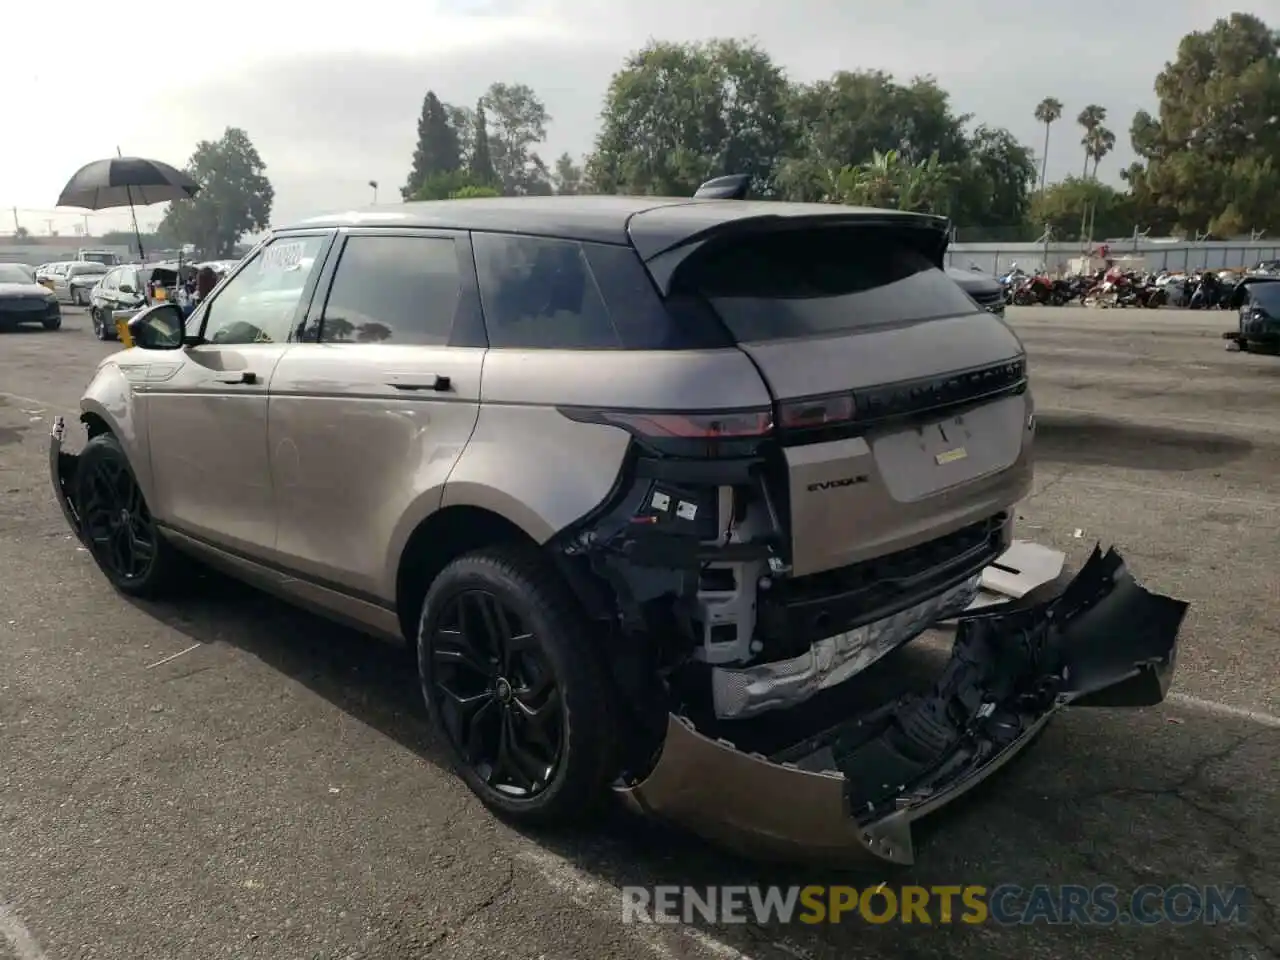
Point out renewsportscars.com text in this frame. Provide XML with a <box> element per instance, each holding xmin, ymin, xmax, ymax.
<box><xmin>621</xmin><ymin>884</ymin><xmax>1251</xmax><ymax>926</ymax></box>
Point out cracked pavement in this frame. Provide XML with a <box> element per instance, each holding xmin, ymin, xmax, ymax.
<box><xmin>0</xmin><ymin>306</ymin><xmax>1276</xmax><ymax>960</ymax></box>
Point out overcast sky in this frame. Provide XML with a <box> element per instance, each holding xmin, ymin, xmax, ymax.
<box><xmin>2</xmin><ymin>0</ymin><xmax>1268</xmax><ymax>236</ymax></box>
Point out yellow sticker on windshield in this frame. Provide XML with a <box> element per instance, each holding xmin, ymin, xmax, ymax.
<box><xmin>936</xmin><ymin>447</ymin><xmax>968</xmax><ymax>464</ymax></box>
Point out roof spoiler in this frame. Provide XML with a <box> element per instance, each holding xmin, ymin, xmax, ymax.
<box><xmin>693</xmin><ymin>174</ymin><xmax>751</xmax><ymax>200</ymax></box>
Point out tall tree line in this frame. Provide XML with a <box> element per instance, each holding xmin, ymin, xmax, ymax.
<box><xmin>407</xmin><ymin>12</ymin><xmax>1278</xmax><ymax>238</ymax></box>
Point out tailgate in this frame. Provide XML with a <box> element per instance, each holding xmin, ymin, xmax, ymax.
<box><xmin>661</xmin><ymin>220</ymin><xmax>1033</xmax><ymax>576</ymax></box>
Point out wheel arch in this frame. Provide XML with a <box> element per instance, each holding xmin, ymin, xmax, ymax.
<box><xmin>393</xmin><ymin>503</ymin><xmax>615</xmax><ymax>648</ymax></box>
<box><xmin>393</xmin><ymin>504</ymin><xmax>538</xmax><ymax>646</ymax></box>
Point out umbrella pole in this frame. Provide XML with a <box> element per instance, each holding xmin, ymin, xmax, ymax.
<box><xmin>125</xmin><ymin>185</ymin><xmax>144</xmax><ymax>261</ymax></box>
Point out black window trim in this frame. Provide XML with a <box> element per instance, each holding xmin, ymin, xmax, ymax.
<box><xmin>299</xmin><ymin>226</ymin><xmax>487</xmax><ymax>349</ymax></box>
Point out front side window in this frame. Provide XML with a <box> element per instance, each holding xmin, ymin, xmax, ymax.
<box><xmin>202</xmin><ymin>235</ymin><xmax>328</xmax><ymax>345</ymax></box>
<box><xmin>319</xmin><ymin>235</ymin><xmax>461</xmax><ymax>345</ymax></box>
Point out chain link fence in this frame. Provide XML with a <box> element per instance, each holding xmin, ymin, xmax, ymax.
<box><xmin>946</xmin><ymin>233</ymin><xmax>1278</xmax><ymax>277</ymax></box>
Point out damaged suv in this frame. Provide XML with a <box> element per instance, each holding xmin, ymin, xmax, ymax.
<box><xmin>50</xmin><ymin>189</ymin><xmax>1186</xmax><ymax>865</ymax></box>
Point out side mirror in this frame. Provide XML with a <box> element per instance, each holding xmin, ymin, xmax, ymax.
<box><xmin>127</xmin><ymin>303</ymin><xmax>185</xmax><ymax>350</ymax></box>
<box><xmin>118</xmin><ymin>283</ymin><xmax>135</xmax><ymax>294</ymax></box>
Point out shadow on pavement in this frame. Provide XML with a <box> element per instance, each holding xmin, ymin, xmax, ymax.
<box><xmin>1033</xmin><ymin>411</ymin><xmax>1253</xmax><ymax>471</ymax></box>
<box><xmin>122</xmin><ymin>566</ymin><xmax>1279</xmax><ymax>960</ymax></box>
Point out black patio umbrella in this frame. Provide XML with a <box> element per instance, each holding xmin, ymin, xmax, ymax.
<box><xmin>57</xmin><ymin>156</ymin><xmax>200</xmax><ymax>260</ymax></box>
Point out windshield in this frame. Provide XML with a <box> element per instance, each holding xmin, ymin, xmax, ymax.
<box><xmin>80</xmin><ymin>252</ymin><xmax>116</xmax><ymax>265</ymax></box>
<box><xmin>0</xmin><ymin>264</ymin><xmax>34</xmax><ymax>284</ymax></box>
<box><xmin>71</xmin><ymin>263</ymin><xmax>108</xmax><ymax>276</ymax></box>
<box><xmin>1249</xmin><ymin>282</ymin><xmax>1280</xmax><ymax>311</ymax></box>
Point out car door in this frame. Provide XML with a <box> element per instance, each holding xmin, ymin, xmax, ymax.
<box><xmin>143</xmin><ymin>231</ymin><xmax>335</xmax><ymax>559</ymax></box>
<box><xmin>110</xmin><ymin>267</ymin><xmax>139</xmax><ymax>315</ymax></box>
<box><xmin>267</xmin><ymin>229</ymin><xmax>486</xmax><ymax>602</ymax></box>
<box><xmin>92</xmin><ymin>268</ymin><xmax>116</xmax><ymax>310</ymax></box>
<box><xmin>53</xmin><ymin>265</ymin><xmax>72</xmax><ymax>300</ymax></box>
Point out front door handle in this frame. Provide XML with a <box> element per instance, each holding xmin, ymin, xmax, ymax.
<box><xmin>386</xmin><ymin>374</ymin><xmax>451</xmax><ymax>392</ymax></box>
<box><xmin>215</xmin><ymin>371</ymin><xmax>258</xmax><ymax>385</ymax></box>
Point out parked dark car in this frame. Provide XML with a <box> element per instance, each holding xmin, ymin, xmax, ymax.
<box><xmin>88</xmin><ymin>263</ymin><xmax>180</xmax><ymax>340</ymax></box>
<box><xmin>1229</xmin><ymin>276</ymin><xmax>1280</xmax><ymax>353</ymax></box>
<box><xmin>946</xmin><ymin>266</ymin><xmax>1005</xmax><ymax>318</ymax></box>
<box><xmin>0</xmin><ymin>263</ymin><xmax>61</xmax><ymax>331</ymax></box>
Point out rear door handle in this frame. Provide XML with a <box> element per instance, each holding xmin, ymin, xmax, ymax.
<box><xmin>386</xmin><ymin>374</ymin><xmax>451</xmax><ymax>392</ymax></box>
<box><xmin>215</xmin><ymin>371</ymin><xmax>258</xmax><ymax>385</ymax></box>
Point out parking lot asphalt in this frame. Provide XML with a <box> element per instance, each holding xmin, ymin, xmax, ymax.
<box><xmin>0</xmin><ymin>306</ymin><xmax>1276</xmax><ymax>960</ymax></box>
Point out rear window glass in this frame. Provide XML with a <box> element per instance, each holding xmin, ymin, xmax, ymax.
<box><xmin>473</xmin><ymin>233</ymin><xmax>720</xmax><ymax>350</ymax></box>
<box><xmin>670</xmin><ymin>227</ymin><xmax>980</xmax><ymax>343</ymax></box>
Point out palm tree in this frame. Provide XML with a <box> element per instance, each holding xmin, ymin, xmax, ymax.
<box><xmin>1086</xmin><ymin>126</ymin><xmax>1117</xmax><ymax>178</ymax></box>
<box><xmin>1033</xmin><ymin>97</ymin><xmax>1063</xmax><ymax>192</ymax></box>
<box><xmin>1077</xmin><ymin>105</ymin><xmax>1107</xmax><ymax>177</ymax></box>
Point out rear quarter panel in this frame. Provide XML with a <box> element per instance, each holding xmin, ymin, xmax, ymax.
<box><xmin>443</xmin><ymin>347</ymin><xmax>773</xmax><ymax>541</ymax></box>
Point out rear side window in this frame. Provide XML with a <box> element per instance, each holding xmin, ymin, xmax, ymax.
<box><xmin>473</xmin><ymin>233</ymin><xmax>718</xmax><ymax>350</ymax></box>
<box><xmin>670</xmin><ymin>227</ymin><xmax>981</xmax><ymax>343</ymax></box>
<box><xmin>320</xmin><ymin>235</ymin><xmax>461</xmax><ymax>345</ymax></box>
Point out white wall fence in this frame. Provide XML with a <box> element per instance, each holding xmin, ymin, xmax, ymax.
<box><xmin>948</xmin><ymin>240</ymin><xmax>1279</xmax><ymax>277</ymax></box>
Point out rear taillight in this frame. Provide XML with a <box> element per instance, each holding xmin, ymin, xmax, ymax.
<box><xmin>595</xmin><ymin>409</ymin><xmax>772</xmax><ymax>439</ymax></box>
<box><xmin>777</xmin><ymin>393</ymin><xmax>856</xmax><ymax>430</ymax></box>
<box><xmin>558</xmin><ymin>405</ymin><xmax>773</xmax><ymax>457</ymax></box>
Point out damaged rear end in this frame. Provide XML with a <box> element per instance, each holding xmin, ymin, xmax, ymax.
<box><xmin>543</xmin><ymin>203</ymin><xmax>1188</xmax><ymax>864</ymax></box>
<box><xmin>617</xmin><ymin>546</ymin><xmax>1186</xmax><ymax>864</ymax></box>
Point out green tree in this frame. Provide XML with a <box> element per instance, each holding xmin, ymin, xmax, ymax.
<box><xmin>952</xmin><ymin>125</ymin><xmax>1038</xmax><ymax>228</ymax></box>
<box><xmin>1085</xmin><ymin>125</ymin><xmax>1116</xmax><ymax>178</ymax></box>
<box><xmin>777</xmin><ymin>71</ymin><xmax>972</xmax><ymax>202</ymax></box>
<box><xmin>402</xmin><ymin>91</ymin><xmax>461</xmax><ymax>200</ymax></box>
<box><xmin>450</xmin><ymin>185</ymin><xmax>500</xmax><ymax>199</ymax></box>
<box><xmin>1028</xmin><ymin>177</ymin><xmax>1133</xmax><ymax>241</ymax></box>
<box><xmin>446</xmin><ymin>103</ymin><xmax>475</xmax><ymax>166</ymax></box>
<box><xmin>158</xmin><ymin>127</ymin><xmax>273</xmax><ymax>257</ymax></box>
<box><xmin>834</xmin><ymin>149</ymin><xmax>958</xmax><ymax>214</ymax></box>
<box><xmin>13</xmin><ymin>225</ymin><xmax>29</xmax><ymax>239</ymax></box>
<box><xmin>1076</xmin><ymin>104</ymin><xmax>1107</xmax><ymax>177</ymax></box>
<box><xmin>468</xmin><ymin>100</ymin><xmax>497</xmax><ymax>187</ymax></box>
<box><xmin>480</xmin><ymin>82</ymin><xmax>551</xmax><ymax>195</ymax></box>
<box><xmin>409</xmin><ymin>170</ymin><xmax>496</xmax><ymax>201</ymax></box>
<box><xmin>1127</xmin><ymin>12</ymin><xmax>1280</xmax><ymax>234</ymax></box>
<box><xmin>587</xmin><ymin>39</ymin><xmax>794</xmax><ymax>197</ymax></box>
<box><xmin>1033</xmin><ymin>96</ymin><xmax>1064</xmax><ymax>192</ymax></box>
<box><xmin>552</xmin><ymin>153</ymin><xmax>584</xmax><ymax>195</ymax></box>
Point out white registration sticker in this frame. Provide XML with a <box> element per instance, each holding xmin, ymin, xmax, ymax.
<box><xmin>260</xmin><ymin>241</ymin><xmax>306</xmax><ymax>272</ymax></box>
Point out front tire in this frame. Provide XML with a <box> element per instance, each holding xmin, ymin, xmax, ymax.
<box><xmin>74</xmin><ymin>433</ymin><xmax>180</xmax><ymax>598</ymax></box>
<box><xmin>418</xmin><ymin>546</ymin><xmax>617</xmax><ymax>826</ymax></box>
<box><xmin>42</xmin><ymin>315</ymin><xmax>61</xmax><ymax>330</ymax></box>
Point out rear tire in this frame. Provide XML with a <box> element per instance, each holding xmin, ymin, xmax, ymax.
<box><xmin>418</xmin><ymin>545</ymin><xmax>618</xmax><ymax>827</ymax></box>
<box><xmin>91</xmin><ymin>309</ymin><xmax>110</xmax><ymax>340</ymax></box>
<box><xmin>73</xmin><ymin>433</ymin><xmax>182</xmax><ymax>598</ymax></box>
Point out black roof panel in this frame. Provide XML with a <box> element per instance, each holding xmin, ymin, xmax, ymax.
<box><xmin>286</xmin><ymin>195</ymin><xmax>694</xmax><ymax>245</ymax></box>
<box><xmin>283</xmin><ymin>196</ymin><xmax>946</xmax><ymax>257</ymax></box>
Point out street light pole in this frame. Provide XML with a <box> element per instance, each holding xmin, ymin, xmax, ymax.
<box><xmin>368</xmin><ymin>180</ymin><xmax>379</xmax><ymax>205</ymax></box>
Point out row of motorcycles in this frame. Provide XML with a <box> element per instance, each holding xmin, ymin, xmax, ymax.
<box><xmin>999</xmin><ymin>265</ymin><xmax>1240</xmax><ymax>310</ymax></box>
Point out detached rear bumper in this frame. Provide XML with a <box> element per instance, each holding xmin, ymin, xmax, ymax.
<box><xmin>617</xmin><ymin>545</ymin><xmax>1187</xmax><ymax>866</ymax></box>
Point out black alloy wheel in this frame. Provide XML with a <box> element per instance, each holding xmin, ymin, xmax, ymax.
<box><xmin>73</xmin><ymin>434</ymin><xmax>178</xmax><ymax>596</ymax></box>
<box><xmin>81</xmin><ymin>452</ymin><xmax>155</xmax><ymax>583</ymax></box>
<box><xmin>429</xmin><ymin>588</ymin><xmax>564</xmax><ymax>798</ymax></box>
